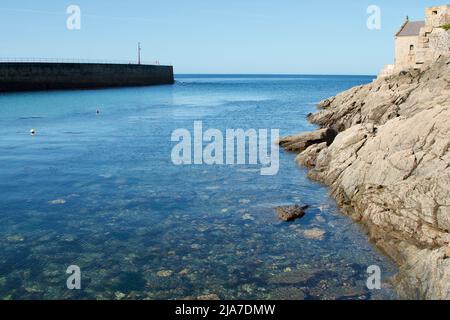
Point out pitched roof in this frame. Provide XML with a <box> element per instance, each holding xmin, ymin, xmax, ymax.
<box><xmin>396</xmin><ymin>20</ymin><xmax>425</xmax><ymax>37</ymax></box>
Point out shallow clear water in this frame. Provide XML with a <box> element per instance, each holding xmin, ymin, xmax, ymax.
<box><xmin>0</xmin><ymin>75</ymin><xmax>397</xmax><ymax>300</ymax></box>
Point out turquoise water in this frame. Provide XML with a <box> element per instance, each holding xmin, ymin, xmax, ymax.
<box><xmin>0</xmin><ymin>75</ymin><xmax>397</xmax><ymax>300</ymax></box>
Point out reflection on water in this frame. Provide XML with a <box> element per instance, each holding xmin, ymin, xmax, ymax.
<box><xmin>0</xmin><ymin>75</ymin><xmax>397</xmax><ymax>300</ymax></box>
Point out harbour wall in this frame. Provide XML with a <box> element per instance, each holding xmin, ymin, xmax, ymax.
<box><xmin>0</xmin><ymin>62</ymin><xmax>174</xmax><ymax>92</ymax></box>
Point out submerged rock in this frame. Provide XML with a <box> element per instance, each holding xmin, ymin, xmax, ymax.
<box><xmin>178</xmin><ymin>269</ymin><xmax>190</xmax><ymax>276</ymax></box>
<box><xmin>270</xmin><ymin>287</ymin><xmax>306</xmax><ymax>300</ymax></box>
<box><xmin>157</xmin><ymin>270</ymin><xmax>173</xmax><ymax>277</ymax></box>
<box><xmin>315</xmin><ymin>215</ymin><xmax>326</xmax><ymax>224</ymax></box>
<box><xmin>269</xmin><ymin>269</ymin><xmax>317</xmax><ymax>285</ymax></box>
<box><xmin>115</xmin><ymin>292</ymin><xmax>127</xmax><ymax>300</ymax></box>
<box><xmin>196</xmin><ymin>294</ymin><xmax>220</xmax><ymax>300</ymax></box>
<box><xmin>308</xmin><ymin>284</ymin><xmax>368</xmax><ymax>300</ymax></box>
<box><xmin>6</xmin><ymin>235</ymin><xmax>24</xmax><ymax>242</ymax></box>
<box><xmin>276</xmin><ymin>204</ymin><xmax>309</xmax><ymax>222</ymax></box>
<box><xmin>48</xmin><ymin>199</ymin><xmax>66</xmax><ymax>205</ymax></box>
<box><xmin>179</xmin><ymin>294</ymin><xmax>220</xmax><ymax>301</ymax></box>
<box><xmin>302</xmin><ymin>228</ymin><xmax>326</xmax><ymax>241</ymax></box>
<box><xmin>239</xmin><ymin>199</ymin><xmax>251</xmax><ymax>205</ymax></box>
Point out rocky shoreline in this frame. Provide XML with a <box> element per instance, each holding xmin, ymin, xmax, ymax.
<box><xmin>280</xmin><ymin>56</ymin><xmax>450</xmax><ymax>299</ymax></box>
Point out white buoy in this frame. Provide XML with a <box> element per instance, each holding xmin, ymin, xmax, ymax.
<box><xmin>30</xmin><ymin>129</ymin><xmax>36</xmax><ymax>136</ymax></box>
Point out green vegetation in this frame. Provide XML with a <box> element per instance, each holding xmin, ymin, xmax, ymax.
<box><xmin>441</xmin><ymin>23</ymin><xmax>450</xmax><ymax>31</ymax></box>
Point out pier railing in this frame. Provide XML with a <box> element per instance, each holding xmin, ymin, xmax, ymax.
<box><xmin>0</xmin><ymin>57</ymin><xmax>169</xmax><ymax>66</ymax></box>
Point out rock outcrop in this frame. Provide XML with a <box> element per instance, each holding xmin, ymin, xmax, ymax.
<box><xmin>282</xmin><ymin>56</ymin><xmax>450</xmax><ymax>299</ymax></box>
<box><xmin>279</xmin><ymin>128</ymin><xmax>337</xmax><ymax>153</ymax></box>
<box><xmin>276</xmin><ymin>204</ymin><xmax>309</xmax><ymax>222</ymax></box>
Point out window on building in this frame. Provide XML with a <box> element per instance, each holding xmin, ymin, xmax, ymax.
<box><xmin>432</xmin><ymin>10</ymin><xmax>438</xmax><ymax>15</ymax></box>
<box><xmin>409</xmin><ymin>45</ymin><xmax>415</xmax><ymax>55</ymax></box>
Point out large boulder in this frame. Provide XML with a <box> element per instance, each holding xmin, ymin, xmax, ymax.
<box><xmin>279</xmin><ymin>128</ymin><xmax>337</xmax><ymax>153</ymax></box>
<box><xmin>276</xmin><ymin>204</ymin><xmax>309</xmax><ymax>222</ymax></box>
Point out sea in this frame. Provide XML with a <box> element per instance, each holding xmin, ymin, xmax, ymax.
<box><xmin>0</xmin><ymin>74</ymin><xmax>398</xmax><ymax>300</ymax></box>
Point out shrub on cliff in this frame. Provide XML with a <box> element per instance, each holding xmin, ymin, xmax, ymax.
<box><xmin>441</xmin><ymin>23</ymin><xmax>450</xmax><ymax>31</ymax></box>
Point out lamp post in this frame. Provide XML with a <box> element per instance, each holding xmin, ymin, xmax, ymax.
<box><xmin>138</xmin><ymin>42</ymin><xmax>141</xmax><ymax>65</ymax></box>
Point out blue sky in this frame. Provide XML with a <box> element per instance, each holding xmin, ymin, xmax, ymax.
<box><xmin>0</xmin><ymin>0</ymin><xmax>445</xmax><ymax>74</ymax></box>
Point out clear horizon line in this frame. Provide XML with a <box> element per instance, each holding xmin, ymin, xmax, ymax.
<box><xmin>174</xmin><ymin>73</ymin><xmax>377</xmax><ymax>77</ymax></box>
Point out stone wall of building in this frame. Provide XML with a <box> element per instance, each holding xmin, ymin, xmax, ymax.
<box><xmin>395</xmin><ymin>35</ymin><xmax>419</xmax><ymax>70</ymax></box>
<box><xmin>425</xmin><ymin>5</ymin><xmax>450</xmax><ymax>27</ymax></box>
<box><xmin>417</xmin><ymin>6</ymin><xmax>450</xmax><ymax>66</ymax></box>
<box><xmin>379</xmin><ymin>5</ymin><xmax>450</xmax><ymax>79</ymax></box>
<box><xmin>417</xmin><ymin>5</ymin><xmax>450</xmax><ymax>67</ymax></box>
<box><xmin>429</xmin><ymin>28</ymin><xmax>450</xmax><ymax>57</ymax></box>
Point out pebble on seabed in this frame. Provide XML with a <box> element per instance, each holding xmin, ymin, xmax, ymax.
<box><xmin>242</xmin><ymin>213</ymin><xmax>255</xmax><ymax>221</ymax></box>
<box><xmin>302</xmin><ymin>228</ymin><xmax>326</xmax><ymax>240</ymax></box>
<box><xmin>48</xmin><ymin>199</ymin><xmax>66</xmax><ymax>205</ymax></box>
<box><xmin>157</xmin><ymin>270</ymin><xmax>173</xmax><ymax>277</ymax></box>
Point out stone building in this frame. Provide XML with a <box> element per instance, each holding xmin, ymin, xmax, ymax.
<box><xmin>379</xmin><ymin>5</ymin><xmax>450</xmax><ymax>78</ymax></box>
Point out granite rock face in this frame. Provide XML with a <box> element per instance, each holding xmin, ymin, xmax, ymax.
<box><xmin>282</xmin><ymin>56</ymin><xmax>450</xmax><ymax>299</ymax></box>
